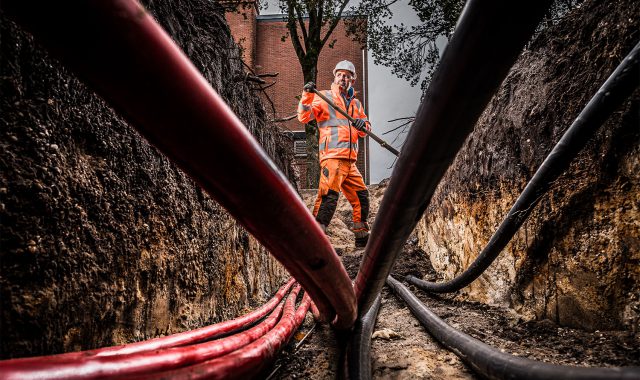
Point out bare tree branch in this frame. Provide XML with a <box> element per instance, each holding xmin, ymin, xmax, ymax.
<box><xmin>316</xmin><ymin>0</ymin><xmax>323</xmax><ymax>38</ymax></box>
<box><xmin>234</xmin><ymin>72</ymin><xmax>267</xmax><ymax>83</ymax></box>
<box><xmin>286</xmin><ymin>0</ymin><xmax>306</xmax><ymax>60</ymax></box>
<box><xmin>259</xmin><ymin>81</ymin><xmax>277</xmax><ymax>91</ymax></box>
<box><xmin>270</xmin><ymin>114</ymin><xmax>297</xmax><ymax>122</ymax></box>
<box><xmin>238</xmin><ymin>59</ymin><xmax>278</xmax><ymax>115</ymax></box>
<box><xmin>366</xmin><ymin>0</ymin><xmax>401</xmax><ymax>13</ymax></box>
<box><xmin>309</xmin><ymin>1</ymin><xmax>322</xmax><ymax>48</ymax></box>
<box><xmin>383</xmin><ymin>119</ymin><xmax>413</xmax><ymax>135</ymax></box>
<box><xmin>321</xmin><ymin>0</ymin><xmax>350</xmax><ymax>47</ymax></box>
<box><xmin>260</xmin><ymin>86</ymin><xmax>277</xmax><ymax>115</ymax></box>
<box><xmin>387</xmin><ymin>116</ymin><xmax>415</xmax><ymax>123</ymax></box>
<box><xmin>294</xmin><ymin>2</ymin><xmax>308</xmax><ymax>45</ymax></box>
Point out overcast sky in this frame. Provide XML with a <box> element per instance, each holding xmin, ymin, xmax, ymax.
<box><xmin>365</xmin><ymin>3</ymin><xmax>423</xmax><ymax>183</ymax></box>
<box><xmin>262</xmin><ymin>1</ymin><xmax>425</xmax><ymax>184</ymax></box>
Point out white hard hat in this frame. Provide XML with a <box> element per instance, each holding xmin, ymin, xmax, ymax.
<box><xmin>333</xmin><ymin>60</ymin><xmax>356</xmax><ymax>78</ymax></box>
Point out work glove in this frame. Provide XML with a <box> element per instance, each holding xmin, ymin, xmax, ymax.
<box><xmin>303</xmin><ymin>81</ymin><xmax>316</xmax><ymax>92</ymax></box>
<box><xmin>353</xmin><ymin>118</ymin><xmax>367</xmax><ymax>131</ymax></box>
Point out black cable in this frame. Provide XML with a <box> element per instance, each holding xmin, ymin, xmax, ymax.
<box><xmin>387</xmin><ymin>276</ymin><xmax>640</xmax><ymax>380</ymax></box>
<box><xmin>406</xmin><ymin>41</ymin><xmax>640</xmax><ymax>293</ymax></box>
<box><xmin>353</xmin><ymin>0</ymin><xmax>554</xmax><ymax>316</ymax></box>
<box><xmin>344</xmin><ymin>295</ymin><xmax>382</xmax><ymax>380</ymax></box>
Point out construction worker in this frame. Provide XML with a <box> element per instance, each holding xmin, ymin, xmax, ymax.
<box><xmin>297</xmin><ymin>60</ymin><xmax>371</xmax><ymax>247</ymax></box>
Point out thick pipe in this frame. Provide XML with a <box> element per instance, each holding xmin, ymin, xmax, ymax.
<box><xmin>345</xmin><ymin>295</ymin><xmax>381</xmax><ymax>380</ymax></box>
<box><xmin>387</xmin><ymin>276</ymin><xmax>640</xmax><ymax>380</ymax></box>
<box><xmin>407</xmin><ymin>41</ymin><xmax>640</xmax><ymax>293</ymax></box>
<box><xmin>0</xmin><ymin>278</ymin><xmax>293</xmax><ymax>367</ymax></box>
<box><xmin>353</xmin><ymin>0</ymin><xmax>553</xmax><ymax>315</ymax></box>
<box><xmin>0</xmin><ymin>0</ymin><xmax>355</xmax><ymax>328</ymax></box>
<box><xmin>151</xmin><ymin>293</ymin><xmax>312</xmax><ymax>379</ymax></box>
<box><xmin>0</xmin><ymin>285</ymin><xmax>300</xmax><ymax>380</ymax></box>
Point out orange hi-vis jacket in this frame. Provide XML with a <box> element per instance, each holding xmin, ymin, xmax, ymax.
<box><xmin>298</xmin><ymin>83</ymin><xmax>370</xmax><ymax>163</ymax></box>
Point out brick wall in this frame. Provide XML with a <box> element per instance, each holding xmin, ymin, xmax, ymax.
<box><xmin>223</xmin><ymin>2</ymin><xmax>257</xmax><ymax>67</ymax></box>
<box><xmin>254</xmin><ymin>15</ymin><xmax>367</xmax><ymax>133</ymax></box>
<box><xmin>225</xmin><ymin>9</ymin><xmax>370</xmax><ymax>185</ymax></box>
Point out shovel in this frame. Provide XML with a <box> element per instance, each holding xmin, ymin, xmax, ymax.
<box><xmin>311</xmin><ymin>88</ymin><xmax>400</xmax><ymax>157</ymax></box>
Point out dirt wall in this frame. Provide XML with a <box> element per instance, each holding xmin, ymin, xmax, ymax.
<box><xmin>416</xmin><ymin>0</ymin><xmax>639</xmax><ymax>331</ymax></box>
<box><xmin>0</xmin><ymin>0</ymin><xmax>290</xmax><ymax>358</ymax></box>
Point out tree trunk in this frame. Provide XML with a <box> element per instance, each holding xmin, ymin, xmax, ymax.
<box><xmin>303</xmin><ymin>64</ymin><xmax>319</xmax><ymax>188</ymax></box>
<box><xmin>305</xmin><ymin>121</ymin><xmax>320</xmax><ymax>188</ymax></box>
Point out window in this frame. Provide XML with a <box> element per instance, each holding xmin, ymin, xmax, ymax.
<box><xmin>294</xmin><ymin>140</ymin><xmax>307</xmax><ymax>157</ymax></box>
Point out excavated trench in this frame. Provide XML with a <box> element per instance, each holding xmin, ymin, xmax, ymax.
<box><xmin>269</xmin><ymin>184</ymin><xmax>639</xmax><ymax>379</ymax></box>
<box><xmin>1</xmin><ymin>0</ymin><xmax>639</xmax><ymax>378</ymax></box>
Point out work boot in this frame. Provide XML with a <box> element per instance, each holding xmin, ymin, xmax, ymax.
<box><xmin>353</xmin><ymin>221</ymin><xmax>369</xmax><ymax>248</ymax></box>
<box><xmin>355</xmin><ymin>233</ymin><xmax>369</xmax><ymax>248</ymax></box>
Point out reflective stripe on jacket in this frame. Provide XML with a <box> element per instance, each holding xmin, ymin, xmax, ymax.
<box><xmin>297</xmin><ymin>83</ymin><xmax>369</xmax><ymax>163</ymax></box>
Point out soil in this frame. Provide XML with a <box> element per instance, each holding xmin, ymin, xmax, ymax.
<box><xmin>0</xmin><ymin>0</ymin><xmax>291</xmax><ymax>358</ymax></box>
<box><xmin>418</xmin><ymin>0</ymin><xmax>639</xmax><ymax>332</ymax></box>
<box><xmin>269</xmin><ymin>181</ymin><xmax>639</xmax><ymax>379</ymax></box>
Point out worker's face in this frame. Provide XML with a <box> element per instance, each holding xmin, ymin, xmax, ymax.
<box><xmin>334</xmin><ymin>70</ymin><xmax>354</xmax><ymax>91</ymax></box>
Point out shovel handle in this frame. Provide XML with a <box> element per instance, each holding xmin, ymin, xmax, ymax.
<box><xmin>311</xmin><ymin>88</ymin><xmax>400</xmax><ymax>157</ymax></box>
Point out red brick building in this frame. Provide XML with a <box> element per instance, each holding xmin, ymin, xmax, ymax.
<box><xmin>225</xmin><ymin>2</ymin><xmax>370</xmax><ymax>186</ymax></box>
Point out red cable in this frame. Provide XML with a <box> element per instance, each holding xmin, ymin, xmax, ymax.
<box><xmin>0</xmin><ymin>281</ymin><xmax>297</xmax><ymax>380</ymax></box>
<box><xmin>309</xmin><ymin>300</ymin><xmax>331</xmax><ymax>323</ymax></box>
<box><xmin>149</xmin><ymin>293</ymin><xmax>312</xmax><ymax>379</ymax></box>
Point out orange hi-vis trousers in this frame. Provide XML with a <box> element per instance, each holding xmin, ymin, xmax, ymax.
<box><xmin>313</xmin><ymin>158</ymin><xmax>369</xmax><ymax>228</ymax></box>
